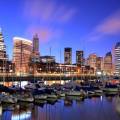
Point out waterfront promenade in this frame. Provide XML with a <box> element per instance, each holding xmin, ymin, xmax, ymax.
<box><xmin>0</xmin><ymin>73</ymin><xmax>100</xmax><ymax>82</ymax></box>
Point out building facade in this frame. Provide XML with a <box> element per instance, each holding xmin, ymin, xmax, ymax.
<box><xmin>96</xmin><ymin>57</ymin><xmax>103</xmax><ymax>71</ymax></box>
<box><xmin>0</xmin><ymin>30</ymin><xmax>8</xmax><ymax>60</ymax></box>
<box><xmin>104</xmin><ymin>52</ymin><xmax>113</xmax><ymax>75</ymax></box>
<box><xmin>31</xmin><ymin>34</ymin><xmax>40</xmax><ymax>62</ymax></box>
<box><xmin>114</xmin><ymin>42</ymin><xmax>120</xmax><ymax>75</ymax></box>
<box><xmin>76</xmin><ymin>50</ymin><xmax>84</xmax><ymax>66</ymax></box>
<box><xmin>0</xmin><ymin>30</ymin><xmax>14</xmax><ymax>75</ymax></box>
<box><xmin>13</xmin><ymin>37</ymin><xmax>32</xmax><ymax>75</ymax></box>
<box><xmin>87</xmin><ymin>54</ymin><xmax>97</xmax><ymax>71</ymax></box>
<box><xmin>64</xmin><ymin>48</ymin><xmax>72</xmax><ymax>64</ymax></box>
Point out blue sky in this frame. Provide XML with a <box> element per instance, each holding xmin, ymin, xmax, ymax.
<box><xmin>0</xmin><ymin>0</ymin><xmax>120</xmax><ymax>63</ymax></box>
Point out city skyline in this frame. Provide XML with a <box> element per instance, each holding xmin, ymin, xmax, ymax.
<box><xmin>0</xmin><ymin>29</ymin><xmax>118</xmax><ymax>64</ymax></box>
<box><xmin>0</xmin><ymin>0</ymin><xmax>120</xmax><ymax>63</ymax></box>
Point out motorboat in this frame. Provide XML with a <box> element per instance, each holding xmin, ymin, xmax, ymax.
<box><xmin>103</xmin><ymin>84</ymin><xmax>118</xmax><ymax>95</ymax></box>
<box><xmin>17</xmin><ymin>94</ymin><xmax>34</xmax><ymax>103</ymax></box>
<box><xmin>66</xmin><ymin>90</ymin><xmax>83</xmax><ymax>96</ymax></box>
<box><xmin>1</xmin><ymin>95</ymin><xmax>17</xmax><ymax>104</ymax></box>
<box><xmin>34</xmin><ymin>94</ymin><xmax>47</xmax><ymax>100</ymax></box>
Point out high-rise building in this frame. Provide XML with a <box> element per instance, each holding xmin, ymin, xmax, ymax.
<box><xmin>114</xmin><ymin>42</ymin><xmax>120</xmax><ymax>75</ymax></box>
<box><xmin>33</xmin><ymin>34</ymin><xmax>39</xmax><ymax>55</ymax></box>
<box><xmin>96</xmin><ymin>57</ymin><xmax>103</xmax><ymax>71</ymax></box>
<box><xmin>0</xmin><ymin>30</ymin><xmax>14</xmax><ymax>74</ymax></box>
<box><xmin>104</xmin><ymin>52</ymin><xmax>112</xmax><ymax>75</ymax></box>
<box><xmin>87</xmin><ymin>54</ymin><xmax>97</xmax><ymax>70</ymax></box>
<box><xmin>13</xmin><ymin>37</ymin><xmax>32</xmax><ymax>75</ymax></box>
<box><xmin>0</xmin><ymin>30</ymin><xmax>8</xmax><ymax>60</ymax></box>
<box><xmin>64</xmin><ymin>47</ymin><xmax>72</xmax><ymax>64</ymax></box>
<box><xmin>76</xmin><ymin>50</ymin><xmax>84</xmax><ymax>66</ymax></box>
<box><xmin>31</xmin><ymin>34</ymin><xmax>40</xmax><ymax>62</ymax></box>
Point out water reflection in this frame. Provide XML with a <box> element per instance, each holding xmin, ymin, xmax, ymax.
<box><xmin>1</xmin><ymin>97</ymin><xmax>120</xmax><ymax>120</ymax></box>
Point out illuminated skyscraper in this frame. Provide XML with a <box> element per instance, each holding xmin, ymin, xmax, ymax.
<box><xmin>104</xmin><ymin>52</ymin><xmax>112</xmax><ymax>75</ymax></box>
<box><xmin>96</xmin><ymin>57</ymin><xmax>103</xmax><ymax>71</ymax></box>
<box><xmin>114</xmin><ymin>42</ymin><xmax>120</xmax><ymax>75</ymax></box>
<box><xmin>64</xmin><ymin>48</ymin><xmax>72</xmax><ymax>64</ymax></box>
<box><xmin>0</xmin><ymin>30</ymin><xmax>12</xmax><ymax>74</ymax></box>
<box><xmin>31</xmin><ymin>34</ymin><xmax>40</xmax><ymax>62</ymax></box>
<box><xmin>87</xmin><ymin>54</ymin><xmax>97</xmax><ymax>70</ymax></box>
<box><xmin>13</xmin><ymin>37</ymin><xmax>32</xmax><ymax>75</ymax></box>
<box><xmin>0</xmin><ymin>30</ymin><xmax>7</xmax><ymax>60</ymax></box>
<box><xmin>76</xmin><ymin>50</ymin><xmax>84</xmax><ymax>66</ymax></box>
<box><xmin>33</xmin><ymin>34</ymin><xmax>39</xmax><ymax>55</ymax></box>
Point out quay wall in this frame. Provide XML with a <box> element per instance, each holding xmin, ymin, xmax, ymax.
<box><xmin>0</xmin><ymin>75</ymin><xmax>99</xmax><ymax>82</ymax></box>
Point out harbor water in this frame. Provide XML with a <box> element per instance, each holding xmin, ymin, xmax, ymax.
<box><xmin>0</xmin><ymin>96</ymin><xmax>120</xmax><ymax>120</ymax></box>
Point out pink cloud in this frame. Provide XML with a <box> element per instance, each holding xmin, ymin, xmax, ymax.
<box><xmin>23</xmin><ymin>0</ymin><xmax>76</xmax><ymax>23</ymax></box>
<box><xmin>87</xmin><ymin>10</ymin><xmax>120</xmax><ymax>41</ymax></box>
<box><xmin>26</xmin><ymin>26</ymin><xmax>62</xmax><ymax>43</ymax></box>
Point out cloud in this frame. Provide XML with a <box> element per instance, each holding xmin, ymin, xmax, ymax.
<box><xmin>23</xmin><ymin>0</ymin><xmax>76</xmax><ymax>43</ymax></box>
<box><xmin>23</xmin><ymin>0</ymin><xmax>76</xmax><ymax>23</ymax></box>
<box><xmin>87</xmin><ymin>10</ymin><xmax>120</xmax><ymax>42</ymax></box>
<box><xmin>26</xmin><ymin>26</ymin><xmax>62</xmax><ymax>43</ymax></box>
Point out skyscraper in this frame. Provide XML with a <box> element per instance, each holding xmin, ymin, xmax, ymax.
<box><xmin>31</xmin><ymin>34</ymin><xmax>40</xmax><ymax>62</ymax></box>
<box><xmin>87</xmin><ymin>54</ymin><xmax>97</xmax><ymax>73</ymax></box>
<box><xmin>33</xmin><ymin>34</ymin><xmax>39</xmax><ymax>55</ymax></box>
<box><xmin>104</xmin><ymin>52</ymin><xmax>112</xmax><ymax>75</ymax></box>
<box><xmin>64</xmin><ymin>47</ymin><xmax>72</xmax><ymax>64</ymax></box>
<box><xmin>96</xmin><ymin>57</ymin><xmax>103</xmax><ymax>71</ymax></box>
<box><xmin>76</xmin><ymin>50</ymin><xmax>84</xmax><ymax>66</ymax></box>
<box><xmin>0</xmin><ymin>30</ymin><xmax>7</xmax><ymax>60</ymax></box>
<box><xmin>13</xmin><ymin>37</ymin><xmax>32</xmax><ymax>75</ymax></box>
<box><xmin>114</xmin><ymin>42</ymin><xmax>120</xmax><ymax>75</ymax></box>
<box><xmin>0</xmin><ymin>30</ymin><xmax>11</xmax><ymax>74</ymax></box>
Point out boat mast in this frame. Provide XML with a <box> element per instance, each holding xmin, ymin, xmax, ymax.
<box><xmin>60</xmin><ymin>49</ymin><xmax>61</xmax><ymax>84</ymax></box>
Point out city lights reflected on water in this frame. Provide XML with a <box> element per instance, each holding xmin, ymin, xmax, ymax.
<box><xmin>0</xmin><ymin>105</ymin><xmax>2</xmax><ymax>116</ymax></box>
<box><xmin>11</xmin><ymin>111</ymin><xmax>31</xmax><ymax>120</ymax></box>
<box><xmin>100</xmin><ymin>96</ymin><xmax>103</xmax><ymax>101</ymax></box>
<box><xmin>0</xmin><ymin>97</ymin><xmax>120</xmax><ymax>120</ymax></box>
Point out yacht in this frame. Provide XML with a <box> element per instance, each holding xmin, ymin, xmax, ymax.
<box><xmin>1</xmin><ymin>95</ymin><xmax>17</xmax><ymax>104</ymax></box>
<box><xmin>66</xmin><ymin>90</ymin><xmax>83</xmax><ymax>97</ymax></box>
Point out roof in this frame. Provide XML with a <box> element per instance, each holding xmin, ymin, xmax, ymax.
<box><xmin>106</xmin><ymin>52</ymin><xmax>112</xmax><ymax>56</ymax></box>
<box><xmin>13</xmin><ymin>37</ymin><xmax>32</xmax><ymax>43</ymax></box>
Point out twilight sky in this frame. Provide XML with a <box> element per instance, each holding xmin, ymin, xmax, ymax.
<box><xmin>0</xmin><ymin>0</ymin><xmax>120</xmax><ymax>63</ymax></box>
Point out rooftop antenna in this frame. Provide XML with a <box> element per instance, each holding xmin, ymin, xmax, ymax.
<box><xmin>50</xmin><ymin>47</ymin><xmax>51</xmax><ymax>56</ymax></box>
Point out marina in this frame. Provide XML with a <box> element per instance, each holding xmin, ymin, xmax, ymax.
<box><xmin>0</xmin><ymin>78</ymin><xmax>120</xmax><ymax>120</ymax></box>
<box><xmin>0</xmin><ymin>0</ymin><xmax>120</xmax><ymax>119</ymax></box>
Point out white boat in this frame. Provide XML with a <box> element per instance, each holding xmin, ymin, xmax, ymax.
<box><xmin>94</xmin><ymin>89</ymin><xmax>103</xmax><ymax>93</ymax></box>
<box><xmin>1</xmin><ymin>95</ymin><xmax>17</xmax><ymax>104</ymax></box>
<box><xmin>34</xmin><ymin>95</ymin><xmax>47</xmax><ymax>100</ymax></box>
<box><xmin>57</xmin><ymin>91</ymin><xmax>65</xmax><ymax>97</ymax></box>
<box><xmin>24</xmin><ymin>83</ymin><xmax>36</xmax><ymax>89</ymax></box>
<box><xmin>47</xmin><ymin>94</ymin><xmax>58</xmax><ymax>99</ymax></box>
<box><xmin>59</xmin><ymin>93</ymin><xmax>65</xmax><ymax>97</ymax></box>
<box><xmin>103</xmin><ymin>88</ymin><xmax>118</xmax><ymax>92</ymax></box>
<box><xmin>18</xmin><ymin>95</ymin><xmax>34</xmax><ymax>102</ymax></box>
<box><xmin>103</xmin><ymin>84</ymin><xmax>118</xmax><ymax>93</ymax></box>
<box><xmin>66</xmin><ymin>91</ymin><xmax>83</xmax><ymax>96</ymax></box>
